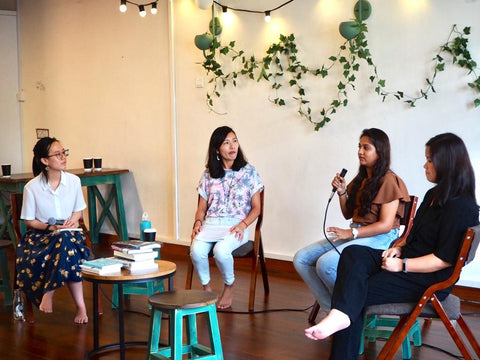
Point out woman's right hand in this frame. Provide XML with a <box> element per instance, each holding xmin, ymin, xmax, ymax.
<box><xmin>332</xmin><ymin>173</ymin><xmax>346</xmax><ymax>195</ymax></box>
<box><xmin>191</xmin><ymin>221</ymin><xmax>202</xmax><ymax>241</ymax></box>
<box><xmin>382</xmin><ymin>246</ymin><xmax>402</xmax><ymax>259</ymax></box>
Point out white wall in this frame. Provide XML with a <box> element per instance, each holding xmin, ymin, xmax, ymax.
<box><xmin>3</xmin><ymin>0</ymin><xmax>479</xmax><ymax>284</ymax></box>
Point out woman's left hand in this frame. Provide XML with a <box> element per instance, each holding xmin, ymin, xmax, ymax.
<box><xmin>327</xmin><ymin>227</ymin><xmax>353</xmax><ymax>241</ymax></box>
<box><xmin>230</xmin><ymin>223</ymin><xmax>246</xmax><ymax>242</ymax></box>
<box><xmin>381</xmin><ymin>257</ymin><xmax>403</xmax><ymax>272</ymax></box>
<box><xmin>59</xmin><ymin>219</ymin><xmax>79</xmax><ymax>228</ymax></box>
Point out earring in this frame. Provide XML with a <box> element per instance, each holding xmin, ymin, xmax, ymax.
<box><xmin>216</xmin><ymin>155</ymin><xmax>220</xmax><ymax>161</ymax></box>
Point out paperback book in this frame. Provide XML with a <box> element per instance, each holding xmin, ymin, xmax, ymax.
<box><xmin>113</xmin><ymin>250</ymin><xmax>158</xmax><ymax>261</ymax></box>
<box><xmin>111</xmin><ymin>240</ymin><xmax>161</xmax><ymax>250</ymax></box>
<box><xmin>112</xmin><ymin>257</ymin><xmax>158</xmax><ymax>271</ymax></box>
<box><xmin>80</xmin><ymin>257</ymin><xmax>123</xmax><ymax>275</ymax></box>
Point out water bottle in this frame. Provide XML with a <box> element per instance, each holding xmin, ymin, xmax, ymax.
<box><xmin>140</xmin><ymin>212</ymin><xmax>151</xmax><ymax>241</ymax></box>
<box><xmin>13</xmin><ymin>289</ymin><xmax>25</xmax><ymax>321</ymax></box>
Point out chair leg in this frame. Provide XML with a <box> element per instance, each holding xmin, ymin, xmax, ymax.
<box><xmin>185</xmin><ymin>261</ymin><xmax>194</xmax><ymax>290</ymax></box>
<box><xmin>457</xmin><ymin>316</ymin><xmax>480</xmax><ymax>357</ymax></box>
<box><xmin>258</xmin><ymin>242</ymin><xmax>269</xmax><ymax>294</ymax></box>
<box><xmin>308</xmin><ymin>301</ymin><xmax>320</xmax><ymax>324</ymax></box>
<box><xmin>248</xmin><ymin>254</ymin><xmax>259</xmax><ymax>312</ymax></box>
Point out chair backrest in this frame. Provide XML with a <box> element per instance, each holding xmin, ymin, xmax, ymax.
<box><xmin>464</xmin><ymin>224</ymin><xmax>480</xmax><ymax>266</ymax></box>
<box><xmin>431</xmin><ymin>224</ymin><xmax>480</xmax><ymax>292</ymax></box>
<box><xmin>390</xmin><ymin>195</ymin><xmax>418</xmax><ymax>248</ymax></box>
<box><xmin>10</xmin><ymin>193</ymin><xmax>23</xmax><ymax>244</ymax></box>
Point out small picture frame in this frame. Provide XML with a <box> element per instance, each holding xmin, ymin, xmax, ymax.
<box><xmin>36</xmin><ymin>128</ymin><xmax>49</xmax><ymax>139</ymax></box>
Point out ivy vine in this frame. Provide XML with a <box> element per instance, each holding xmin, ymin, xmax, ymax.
<box><xmin>200</xmin><ymin>22</ymin><xmax>480</xmax><ymax>131</ymax></box>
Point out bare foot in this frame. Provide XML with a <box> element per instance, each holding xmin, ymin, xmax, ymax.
<box><xmin>217</xmin><ymin>284</ymin><xmax>233</xmax><ymax>309</ymax></box>
<box><xmin>39</xmin><ymin>290</ymin><xmax>55</xmax><ymax>313</ymax></box>
<box><xmin>304</xmin><ymin>309</ymin><xmax>351</xmax><ymax>340</ymax></box>
<box><xmin>203</xmin><ymin>283</ymin><xmax>213</xmax><ymax>293</ymax></box>
<box><xmin>74</xmin><ymin>306</ymin><xmax>88</xmax><ymax>324</ymax></box>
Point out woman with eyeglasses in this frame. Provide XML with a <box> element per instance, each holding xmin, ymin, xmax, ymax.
<box><xmin>16</xmin><ymin>137</ymin><xmax>90</xmax><ymax>324</ymax></box>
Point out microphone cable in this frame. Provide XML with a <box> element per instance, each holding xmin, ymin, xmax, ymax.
<box><xmin>323</xmin><ymin>195</ymin><xmax>341</xmax><ymax>255</ymax></box>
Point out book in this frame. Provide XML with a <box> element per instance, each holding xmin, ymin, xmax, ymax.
<box><xmin>53</xmin><ymin>228</ymin><xmax>83</xmax><ymax>234</ymax></box>
<box><xmin>82</xmin><ymin>257</ymin><xmax>124</xmax><ymax>269</ymax></box>
<box><xmin>80</xmin><ymin>258</ymin><xmax>123</xmax><ymax>275</ymax></box>
<box><xmin>113</xmin><ymin>249</ymin><xmax>158</xmax><ymax>261</ymax></box>
<box><xmin>111</xmin><ymin>257</ymin><xmax>158</xmax><ymax>271</ymax></box>
<box><xmin>80</xmin><ymin>264</ymin><xmax>122</xmax><ymax>276</ymax></box>
<box><xmin>111</xmin><ymin>240</ymin><xmax>161</xmax><ymax>250</ymax></box>
<box><xmin>111</xmin><ymin>244</ymin><xmax>156</xmax><ymax>254</ymax></box>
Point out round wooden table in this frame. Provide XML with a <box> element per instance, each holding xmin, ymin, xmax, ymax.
<box><xmin>82</xmin><ymin>260</ymin><xmax>176</xmax><ymax>360</ymax></box>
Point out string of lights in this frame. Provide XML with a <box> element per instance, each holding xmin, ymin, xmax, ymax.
<box><xmin>119</xmin><ymin>0</ymin><xmax>158</xmax><ymax>17</ymax></box>
<box><xmin>213</xmin><ymin>0</ymin><xmax>295</xmax><ymax>23</ymax></box>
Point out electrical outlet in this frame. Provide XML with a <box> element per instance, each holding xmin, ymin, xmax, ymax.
<box><xmin>36</xmin><ymin>128</ymin><xmax>49</xmax><ymax>139</ymax></box>
<box><xmin>195</xmin><ymin>77</ymin><xmax>205</xmax><ymax>88</ymax></box>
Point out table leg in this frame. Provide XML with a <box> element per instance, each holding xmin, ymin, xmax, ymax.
<box><xmin>93</xmin><ymin>283</ymin><xmax>99</xmax><ymax>350</ymax></box>
<box><xmin>118</xmin><ymin>283</ymin><xmax>125</xmax><ymax>360</ymax></box>
<box><xmin>113</xmin><ymin>177</ymin><xmax>128</xmax><ymax>242</ymax></box>
<box><xmin>87</xmin><ymin>187</ymin><xmax>98</xmax><ymax>243</ymax></box>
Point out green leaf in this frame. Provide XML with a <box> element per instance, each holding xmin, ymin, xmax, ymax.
<box><xmin>278</xmin><ymin>99</ymin><xmax>286</xmax><ymax>106</ymax></box>
<box><xmin>436</xmin><ymin>63</ymin><xmax>445</xmax><ymax>71</ymax></box>
<box><xmin>337</xmin><ymin>82</ymin><xmax>346</xmax><ymax>90</ymax></box>
<box><xmin>329</xmin><ymin>56</ymin><xmax>337</xmax><ymax>62</ymax></box>
<box><xmin>474</xmin><ymin>99</ymin><xmax>480</xmax><ymax>108</ymax></box>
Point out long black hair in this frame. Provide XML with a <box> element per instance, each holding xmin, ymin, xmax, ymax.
<box><xmin>346</xmin><ymin>128</ymin><xmax>391</xmax><ymax>216</ymax></box>
<box><xmin>32</xmin><ymin>137</ymin><xmax>58</xmax><ymax>178</ymax></box>
<box><xmin>206</xmin><ymin>126</ymin><xmax>247</xmax><ymax>179</ymax></box>
<box><xmin>426</xmin><ymin>133</ymin><xmax>476</xmax><ymax>206</ymax></box>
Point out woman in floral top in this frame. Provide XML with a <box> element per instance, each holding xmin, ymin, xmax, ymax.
<box><xmin>190</xmin><ymin>126</ymin><xmax>263</xmax><ymax>309</ymax></box>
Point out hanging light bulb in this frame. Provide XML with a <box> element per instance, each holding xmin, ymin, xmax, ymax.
<box><xmin>119</xmin><ymin>0</ymin><xmax>127</xmax><ymax>13</ymax></box>
<box><xmin>139</xmin><ymin>4</ymin><xmax>146</xmax><ymax>17</ymax></box>
<box><xmin>264</xmin><ymin>11</ymin><xmax>271</xmax><ymax>23</ymax></box>
<box><xmin>150</xmin><ymin>2</ymin><xmax>157</xmax><ymax>15</ymax></box>
<box><xmin>222</xmin><ymin>6</ymin><xmax>233</xmax><ymax>24</ymax></box>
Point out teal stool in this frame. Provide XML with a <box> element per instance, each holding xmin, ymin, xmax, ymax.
<box><xmin>359</xmin><ymin>315</ymin><xmax>422</xmax><ymax>359</ymax></box>
<box><xmin>0</xmin><ymin>240</ymin><xmax>13</xmax><ymax>306</ymax></box>
<box><xmin>147</xmin><ymin>290</ymin><xmax>223</xmax><ymax>360</ymax></box>
<box><xmin>112</xmin><ymin>249</ymin><xmax>164</xmax><ymax>308</ymax></box>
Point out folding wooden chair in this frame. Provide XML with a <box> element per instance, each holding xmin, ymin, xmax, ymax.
<box><xmin>369</xmin><ymin>224</ymin><xmax>480</xmax><ymax>360</ymax></box>
<box><xmin>185</xmin><ymin>190</ymin><xmax>269</xmax><ymax>312</ymax></box>
<box><xmin>308</xmin><ymin>195</ymin><xmax>418</xmax><ymax>325</ymax></box>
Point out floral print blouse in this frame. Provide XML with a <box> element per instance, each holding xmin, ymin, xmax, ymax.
<box><xmin>198</xmin><ymin>164</ymin><xmax>263</xmax><ymax>219</ymax></box>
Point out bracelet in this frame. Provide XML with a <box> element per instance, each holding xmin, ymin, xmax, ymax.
<box><xmin>45</xmin><ymin>224</ymin><xmax>52</xmax><ymax>232</ymax></box>
<box><xmin>351</xmin><ymin>227</ymin><xmax>359</xmax><ymax>239</ymax></box>
<box><xmin>403</xmin><ymin>258</ymin><xmax>408</xmax><ymax>273</ymax></box>
<box><xmin>241</xmin><ymin>220</ymin><xmax>248</xmax><ymax>227</ymax></box>
<box><xmin>337</xmin><ymin>190</ymin><xmax>347</xmax><ymax>197</ymax></box>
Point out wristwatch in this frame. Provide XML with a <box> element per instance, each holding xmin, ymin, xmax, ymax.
<box><xmin>403</xmin><ymin>258</ymin><xmax>408</xmax><ymax>273</ymax></box>
<box><xmin>351</xmin><ymin>228</ymin><xmax>358</xmax><ymax>239</ymax></box>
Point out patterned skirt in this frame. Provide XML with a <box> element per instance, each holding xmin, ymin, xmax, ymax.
<box><xmin>16</xmin><ymin>229</ymin><xmax>91</xmax><ymax>307</ymax></box>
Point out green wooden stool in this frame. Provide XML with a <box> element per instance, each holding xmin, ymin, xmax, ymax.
<box><xmin>360</xmin><ymin>315</ymin><xmax>422</xmax><ymax>359</ymax></box>
<box><xmin>147</xmin><ymin>290</ymin><xmax>223</xmax><ymax>360</ymax></box>
<box><xmin>0</xmin><ymin>240</ymin><xmax>13</xmax><ymax>306</ymax></box>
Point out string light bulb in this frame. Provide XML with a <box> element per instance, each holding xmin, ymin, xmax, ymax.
<box><xmin>222</xmin><ymin>5</ymin><xmax>233</xmax><ymax>24</ymax></box>
<box><xmin>150</xmin><ymin>2</ymin><xmax>157</xmax><ymax>14</ymax></box>
<box><xmin>119</xmin><ymin>0</ymin><xmax>127</xmax><ymax>13</ymax></box>
<box><xmin>264</xmin><ymin>11</ymin><xmax>271</xmax><ymax>23</ymax></box>
<box><xmin>139</xmin><ymin>4</ymin><xmax>146</xmax><ymax>17</ymax></box>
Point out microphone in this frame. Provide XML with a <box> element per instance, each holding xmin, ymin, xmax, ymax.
<box><xmin>48</xmin><ymin>217</ymin><xmax>64</xmax><ymax>226</ymax></box>
<box><xmin>328</xmin><ymin>168</ymin><xmax>348</xmax><ymax>201</ymax></box>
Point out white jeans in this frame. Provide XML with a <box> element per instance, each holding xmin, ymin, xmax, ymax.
<box><xmin>190</xmin><ymin>217</ymin><xmax>249</xmax><ymax>286</ymax></box>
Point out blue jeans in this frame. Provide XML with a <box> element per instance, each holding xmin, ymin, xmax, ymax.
<box><xmin>190</xmin><ymin>217</ymin><xmax>249</xmax><ymax>286</ymax></box>
<box><xmin>293</xmin><ymin>227</ymin><xmax>398</xmax><ymax>313</ymax></box>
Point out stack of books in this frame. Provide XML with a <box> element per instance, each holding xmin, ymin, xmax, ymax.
<box><xmin>80</xmin><ymin>257</ymin><xmax>123</xmax><ymax>275</ymax></box>
<box><xmin>111</xmin><ymin>240</ymin><xmax>161</xmax><ymax>272</ymax></box>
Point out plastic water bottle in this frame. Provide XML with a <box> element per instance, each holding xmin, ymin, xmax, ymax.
<box><xmin>140</xmin><ymin>212</ymin><xmax>151</xmax><ymax>241</ymax></box>
<box><xmin>13</xmin><ymin>289</ymin><xmax>25</xmax><ymax>321</ymax></box>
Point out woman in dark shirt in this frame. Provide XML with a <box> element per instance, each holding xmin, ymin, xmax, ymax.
<box><xmin>304</xmin><ymin>133</ymin><xmax>479</xmax><ymax>360</ymax></box>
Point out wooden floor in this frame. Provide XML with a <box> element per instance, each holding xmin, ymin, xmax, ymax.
<box><xmin>1</xmin><ymin>239</ymin><xmax>480</xmax><ymax>360</ymax></box>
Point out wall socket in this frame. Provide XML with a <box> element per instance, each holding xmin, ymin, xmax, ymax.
<box><xmin>195</xmin><ymin>77</ymin><xmax>205</xmax><ymax>88</ymax></box>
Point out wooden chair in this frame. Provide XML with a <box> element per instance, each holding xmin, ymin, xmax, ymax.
<box><xmin>308</xmin><ymin>195</ymin><xmax>419</xmax><ymax>325</ymax></box>
<box><xmin>369</xmin><ymin>224</ymin><xmax>480</xmax><ymax>360</ymax></box>
<box><xmin>10</xmin><ymin>193</ymin><xmax>99</xmax><ymax>323</ymax></box>
<box><xmin>185</xmin><ymin>190</ymin><xmax>269</xmax><ymax>312</ymax></box>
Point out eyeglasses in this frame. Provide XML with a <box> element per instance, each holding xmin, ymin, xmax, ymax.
<box><xmin>47</xmin><ymin>149</ymin><xmax>69</xmax><ymax>160</ymax></box>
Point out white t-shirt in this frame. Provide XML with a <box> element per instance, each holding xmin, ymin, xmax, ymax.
<box><xmin>21</xmin><ymin>171</ymin><xmax>87</xmax><ymax>223</ymax></box>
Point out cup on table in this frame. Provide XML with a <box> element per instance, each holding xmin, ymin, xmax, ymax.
<box><xmin>83</xmin><ymin>158</ymin><xmax>93</xmax><ymax>172</ymax></box>
<box><xmin>1</xmin><ymin>164</ymin><xmax>11</xmax><ymax>177</ymax></box>
<box><xmin>93</xmin><ymin>158</ymin><xmax>102</xmax><ymax>171</ymax></box>
<box><xmin>143</xmin><ymin>228</ymin><xmax>156</xmax><ymax>242</ymax></box>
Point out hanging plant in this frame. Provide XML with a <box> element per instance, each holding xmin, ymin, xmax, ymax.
<box><xmin>197</xmin><ymin>10</ymin><xmax>479</xmax><ymax>130</ymax></box>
